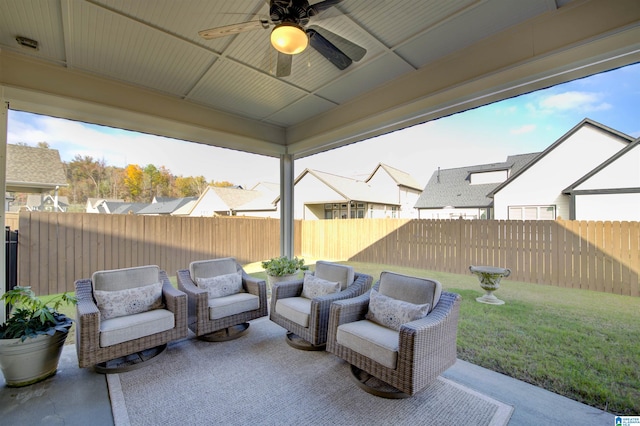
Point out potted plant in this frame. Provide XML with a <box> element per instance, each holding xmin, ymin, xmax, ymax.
<box><xmin>261</xmin><ymin>256</ymin><xmax>308</xmax><ymax>292</ymax></box>
<box><xmin>0</xmin><ymin>286</ymin><xmax>76</xmax><ymax>387</ymax></box>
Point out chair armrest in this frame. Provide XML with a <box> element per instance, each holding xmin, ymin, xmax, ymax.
<box><xmin>160</xmin><ymin>270</ymin><xmax>186</xmax><ymax>314</ymax></box>
<box><xmin>271</xmin><ymin>279</ymin><xmax>303</xmax><ymax>300</ymax></box>
<box><xmin>74</xmin><ymin>278</ymin><xmax>101</xmax><ymax>366</ymax></box>
<box><xmin>328</xmin><ymin>291</ymin><xmax>371</xmax><ymax>326</ymax></box>
<box><xmin>75</xmin><ymin>278</ymin><xmax>100</xmax><ymax>321</ymax></box>
<box><xmin>309</xmin><ymin>272</ymin><xmax>372</xmax><ymax>320</ymax></box>
<box><xmin>398</xmin><ymin>291</ymin><xmax>462</xmax><ymax>361</ymax></box>
<box><xmin>176</xmin><ymin>269</ymin><xmax>207</xmax><ymax>297</ymax></box>
<box><xmin>242</xmin><ymin>273</ymin><xmax>266</xmax><ymax>297</ymax></box>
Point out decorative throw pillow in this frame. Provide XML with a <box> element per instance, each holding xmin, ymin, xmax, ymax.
<box><xmin>195</xmin><ymin>270</ymin><xmax>243</xmax><ymax>299</ymax></box>
<box><xmin>94</xmin><ymin>281</ymin><xmax>164</xmax><ymax>320</ymax></box>
<box><xmin>365</xmin><ymin>289</ymin><xmax>430</xmax><ymax>331</ymax></box>
<box><xmin>301</xmin><ymin>273</ymin><xmax>340</xmax><ymax>299</ymax></box>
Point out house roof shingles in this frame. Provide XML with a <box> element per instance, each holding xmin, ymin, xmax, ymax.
<box><xmin>137</xmin><ymin>197</ymin><xmax>197</xmax><ymax>215</ymax></box>
<box><xmin>301</xmin><ymin>169</ymin><xmax>390</xmax><ymax>204</ymax></box>
<box><xmin>6</xmin><ymin>144</ymin><xmax>68</xmax><ymax>191</ymax></box>
<box><xmin>366</xmin><ymin>163</ymin><xmax>423</xmax><ymax>191</ymax></box>
<box><xmin>415</xmin><ymin>153</ymin><xmax>539</xmax><ymax>209</ymax></box>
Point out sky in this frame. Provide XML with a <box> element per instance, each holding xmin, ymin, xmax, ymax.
<box><xmin>7</xmin><ymin>62</ymin><xmax>640</xmax><ymax>190</ymax></box>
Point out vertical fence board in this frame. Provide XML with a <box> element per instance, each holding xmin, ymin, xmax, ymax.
<box><xmin>629</xmin><ymin>222</ymin><xmax>640</xmax><ymax>296</ymax></box>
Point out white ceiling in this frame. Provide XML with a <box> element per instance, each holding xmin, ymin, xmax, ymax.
<box><xmin>1</xmin><ymin>0</ymin><xmax>639</xmax><ymax>159</ymax></box>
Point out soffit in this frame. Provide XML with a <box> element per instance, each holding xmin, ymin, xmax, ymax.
<box><xmin>0</xmin><ymin>0</ymin><xmax>638</xmax><ymax>159</ymax></box>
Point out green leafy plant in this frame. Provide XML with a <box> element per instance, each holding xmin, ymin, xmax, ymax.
<box><xmin>0</xmin><ymin>286</ymin><xmax>77</xmax><ymax>341</ymax></box>
<box><xmin>261</xmin><ymin>256</ymin><xmax>308</xmax><ymax>277</ymax></box>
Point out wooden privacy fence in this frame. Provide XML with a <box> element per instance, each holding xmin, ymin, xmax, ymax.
<box><xmin>17</xmin><ymin>212</ymin><xmax>293</xmax><ymax>295</ymax></box>
<box><xmin>13</xmin><ymin>213</ymin><xmax>640</xmax><ymax>297</ymax></box>
<box><xmin>301</xmin><ymin>219</ymin><xmax>640</xmax><ymax>297</ymax></box>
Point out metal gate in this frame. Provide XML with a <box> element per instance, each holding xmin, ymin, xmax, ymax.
<box><xmin>5</xmin><ymin>227</ymin><xmax>18</xmax><ymax>320</ymax></box>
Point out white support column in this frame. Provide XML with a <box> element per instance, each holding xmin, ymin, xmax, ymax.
<box><xmin>1</xmin><ymin>101</ymin><xmax>8</xmax><ymax>322</ymax></box>
<box><xmin>280</xmin><ymin>153</ymin><xmax>294</xmax><ymax>258</ymax></box>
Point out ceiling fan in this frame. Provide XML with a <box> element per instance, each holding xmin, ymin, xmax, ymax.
<box><xmin>198</xmin><ymin>0</ymin><xmax>366</xmax><ymax>77</ymax></box>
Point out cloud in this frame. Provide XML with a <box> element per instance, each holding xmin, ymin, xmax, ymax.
<box><xmin>7</xmin><ymin>112</ymin><xmax>279</xmax><ymax>188</ymax></box>
<box><xmin>537</xmin><ymin>91</ymin><xmax>612</xmax><ymax>113</ymax></box>
<box><xmin>510</xmin><ymin>124</ymin><xmax>536</xmax><ymax>135</ymax></box>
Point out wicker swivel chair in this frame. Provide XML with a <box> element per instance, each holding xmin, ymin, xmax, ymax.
<box><xmin>270</xmin><ymin>261</ymin><xmax>373</xmax><ymax>350</ymax></box>
<box><xmin>327</xmin><ymin>271</ymin><xmax>461</xmax><ymax>398</ymax></box>
<box><xmin>75</xmin><ymin>265</ymin><xmax>188</xmax><ymax>373</ymax></box>
<box><xmin>177</xmin><ymin>257</ymin><xmax>268</xmax><ymax>341</ymax></box>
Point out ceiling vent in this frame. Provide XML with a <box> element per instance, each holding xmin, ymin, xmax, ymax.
<box><xmin>16</xmin><ymin>36</ymin><xmax>39</xmax><ymax>51</ymax></box>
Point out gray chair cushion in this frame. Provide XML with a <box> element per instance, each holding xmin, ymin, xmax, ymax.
<box><xmin>378</xmin><ymin>271</ymin><xmax>442</xmax><ymax>311</ymax></box>
<box><xmin>336</xmin><ymin>320</ymin><xmax>399</xmax><ymax>369</ymax></box>
<box><xmin>275</xmin><ymin>297</ymin><xmax>312</xmax><ymax>327</ymax></box>
<box><xmin>92</xmin><ymin>265</ymin><xmax>160</xmax><ymax>291</ymax></box>
<box><xmin>100</xmin><ymin>308</ymin><xmax>175</xmax><ymax>347</ymax></box>
<box><xmin>209</xmin><ymin>293</ymin><xmax>260</xmax><ymax>320</ymax></box>
<box><xmin>314</xmin><ymin>261</ymin><xmax>354</xmax><ymax>290</ymax></box>
<box><xmin>190</xmin><ymin>258</ymin><xmax>238</xmax><ymax>280</ymax></box>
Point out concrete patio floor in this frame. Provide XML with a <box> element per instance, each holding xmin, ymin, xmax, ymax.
<box><xmin>0</xmin><ymin>342</ymin><xmax>614</xmax><ymax>426</ymax></box>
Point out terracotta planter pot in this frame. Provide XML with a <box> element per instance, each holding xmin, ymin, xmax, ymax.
<box><xmin>0</xmin><ymin>330</ymin><xmax>69</xmax><ymax>387</ymax></box>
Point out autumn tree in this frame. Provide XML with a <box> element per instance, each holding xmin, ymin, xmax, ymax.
<box><xmin>175</xmin><ymin>176</ymin><xmax>209</xmax><ymax>197</ymax></box>
<box><xmin>66</xmin><ymin>155</ymin><xmax>108</xmax><ymax>201</ymax></box>
<box><xmin>123</xmin><ymin>164</ymin><xmax>144</xmax><ymax>201</ymax></box>
<box><xmin>211</xmin><ymin>180</ymin><xmax>235</xmax><ymax>187</ymax></box>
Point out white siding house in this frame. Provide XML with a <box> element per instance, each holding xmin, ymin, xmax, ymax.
<box><xmin>490</xmin><ymin>119</ymin><xmax>634</xmax><ymax>220</ymax></box>
<box><xmin>291</xmin><ymin>164</ymin><xmax>420</xmax><ymax>220</ymax></box>
<box><xmin>563</xmin><ymin>138</ymin><xmax>640</xmax><ymax>221</ymax></box>
<box><xmin>188</xmin><ymin>186</ymin><xmax>277</xmax><ymax>217</ymax></box>
<box><xmin>365</xmin><ymin>164</ymin><xmax>423</xmax><ymax>219</ymax></box>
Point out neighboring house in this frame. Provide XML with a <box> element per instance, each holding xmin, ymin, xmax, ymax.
<box><xmin>364</xmin><ymin>163</ymin><xmax>423</xmax><ymax>219</ymax></box>
<box><xmin>86</xmin><ymin>198</ymin><xmax>124</xmax><ymax>213</ymax></box>
<box><xmin>6</xmin><ymin>144</ymin><xmax>68</xmax><ymax>193</ymax></box>
<box><xmin>490</xmin><ymin>119</ymin><xmax>634</xmax><ymax>220</ymax></box>
<box><xmin>290</xmin><ymin>164</ymin><xmax>420</xmax><ymax>220</ymax></box>
<box><xmin>6</xmin><ymin>144</ymin><xmax>68</xmax><ymax>210</ymax></box>
<box><xmin>137</xmin><ymin>197</ymin><xmax>197</xmax><ymax>215</ymax></box>
<box><xmin>188</xmin><ymin>186</ymin><xmax>277</xmax><ymax>217</ymax></box>
<box><xmin>562</xmin><ymin>137</ymin><xmax>640</xmax><ymax>221</ymax></box>
<box><xmin>250</xmin><ymin>182</ymin><xmax>279</xmax><ymax>199</ymax></box>
<box><xmin>414</xmin><ymin>153</ymin><xmax>538</xmax><ymax>219</ymax></box>
<box><xmin>415</xmin><ymin>118</ymin><xmax>636</xmax><ymax>221</ymax></box>
<box><xmin>25</xmin><ymin>194</ymin><xmax>70</xmax><ymax>212</ymax></box>
<box><xmin>97</xmin><ymin>201</ymin><xmax>149</xmax><ymax>215</ymax></box>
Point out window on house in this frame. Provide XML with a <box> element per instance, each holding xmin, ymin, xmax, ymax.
<box><xmin>508</xmin><ymin>205</ymin><xmax>556</xmax><ymax>220</ymax></box>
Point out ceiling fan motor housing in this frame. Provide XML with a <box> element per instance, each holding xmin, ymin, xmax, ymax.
<box><xmin>270</xmin><ymin>0</ymin><xmax>311</xmax><ymax>26</ymax></box>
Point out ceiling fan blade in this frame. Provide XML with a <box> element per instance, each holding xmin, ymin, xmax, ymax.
<box><xmin>308</xmin><ymin>0</ymin><xmax>343</xmax><ymax>16</ymax></box>
<box><xmin>276</xmin><ymin>52</ymin><xmax>292</xmax><ymax>77</ymax></box>
<box><xmin>307</xmin><ymin>25</ymin><xmax>366</xmax><ymax>62</ymax></box>
<box><xmin>198</xmin><ymin>20</ymin><xmax>269</xmax><ymax>40</ymax></box>
<box><xmin>307</xmin><ymin>28</ymin><xmax>351</xmax><ymax>70</ymax></box>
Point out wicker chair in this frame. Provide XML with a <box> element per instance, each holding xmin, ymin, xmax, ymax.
<box><xmin>75</xmin><ymin>265</ymin><xmax>188</xmax><ymax>373</ymax></box>
<box><xmin>327</xmin><ymin>271</ymin><xmax>461</xmax><ymax>397</ymax></box>
<box><xmin>270</xmin><ymin>261</ymin><xmax>373</xmax><ymax>350</ymax></box>
<box><xmin>177</xmin><ymin>258</ymin><xmax>268</xmax><ymax>341</ymax></box>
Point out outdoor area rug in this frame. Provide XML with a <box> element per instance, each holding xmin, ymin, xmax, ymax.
<box><xmin>107</xmin><ymin>318</ymin><xmax>513</xmax><ymax>426</ymax></box>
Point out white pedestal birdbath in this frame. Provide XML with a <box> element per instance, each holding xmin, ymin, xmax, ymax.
<box><xmin>469</xmin><ymin>265</ymin><xmax>511</xmax><ymax>305</ymax></box>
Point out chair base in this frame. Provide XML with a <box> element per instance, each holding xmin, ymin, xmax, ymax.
<box><xmin>285</xmin><ymin>332</ymin><xmax>326</xmax><ymax>351</ymax></box>
<box><xmin>199</xmin><ymin>323</ymin><xmax>250</xmax><ymax>342</ymax></box>
<box><xmin>94</xmin><ymin>344</ymin><xmax>167</xmax><ymax>374</ymax></box>
<box><xmin>349</xmin><ymin>365</ymin><xmax>410</xmax><ymax>399</ymax></box>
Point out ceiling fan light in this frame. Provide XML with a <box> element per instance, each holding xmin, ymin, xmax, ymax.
<box><xmin>271</xmin><ymin>22</ymin><xmax>308</xmax><ymax>55</ymax></box>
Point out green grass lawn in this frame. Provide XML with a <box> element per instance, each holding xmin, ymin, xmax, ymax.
<box><xmin>46</xmin><ymin>261</ymin><xmax>639</xmax><ymax>415</ymax></box>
